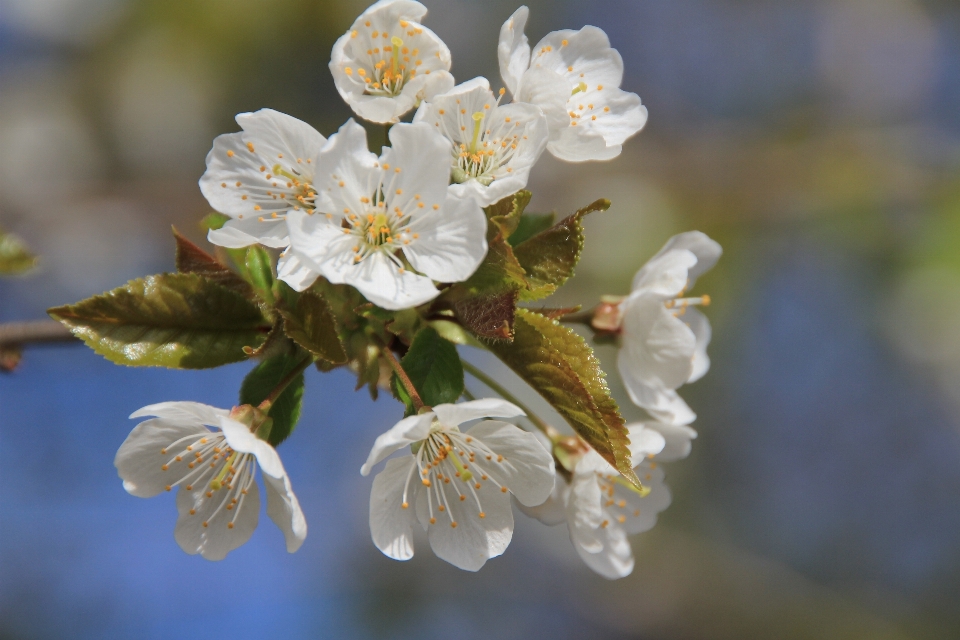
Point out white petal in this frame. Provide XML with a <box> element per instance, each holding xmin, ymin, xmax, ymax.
<box><xmin>343</xmin><ymin>250</ymin><xmax>441</xmax><ymax>310</ymax></box>
<box><xmin>129</xmin><ymin>401</ymin><xmax>228</xmax><ymax>426</ymax></box>
<box><xmin>174</xmin><ymin>476</ymin><xmax>260</xmax><ymax>561</ymax></box>
<box><xmin>115</xmin><ymin>418</ymin><xmax>212</xmax><ymax>498</ymax></box>
<box><xmin>276</xmin><ymin>251</ymin><xmax>320</xmax><ymax>292</ymax></box>
<box><xmin>586</xmin><ymin>87</ymin><xmax>647</xmax><ymax>147</ymax></box>
<box><xmin>619</xmin><ymin>462</ymin><xmax>671</xmax><ymax>535</ymax></box>
<box><xmin>498</xmin><ymin>6</ymin><xmax>530</xmax><ymax>95</ymax></box>
<box><xmin>513</xmin><ymin>477</ymin><xmax>568</xmax><ymax>526</ymax></box>
<box><xmin>218</xmin><ymin>416</ymin><xmax>285</xmax><ymax>479</ymax></box>
<box><xmin>431</xmin><ymin>399</ymin><xmax>525</xmax><ymax>427</ymax></box>
<box><xmin>643</xmin><ymin>389</ymin><xmax>698</xmax><ymax>426</ymax></box>
<box><xmin>644</xmin><ymin>420</ymin><xmax>697</xmax><ymax>462</ymax></box>
<box><xmin>516</xmin><ymin>66</ymin><xmax>570</xmax><ymax>135</ymax></box>
<box><xmin>285</xmin><ymin>210</ymin><xmax>356</xmax><ymax>278</ymax></box>
<box><xmin>402</xmin><ymin>192</ymin><xmax>487</xmax><ymax>283</ymax></box>
<box><xmin>420</xmin><ymin>476</ymin><xmax>515</xmax><ymax>571</ymax></box>
<box><xmin>630</xmin><ymin>248</ymin><xmax>699</xmax><ymax>297</ymax></box>
<box><xmin>565</xmin><ymin>468</ymin><xmax>604</xmax><ymax>553</ymax></box>
<box><xmin>313</xmin><ymin>119</ymin><xmax>379</xmax><ymax>223</ymax></box>
<box><xmin>361</xmin><ymin>412</ymin><xmax>435</xmax><ymax>476</ymax></box>
<box><xmin>646</xmin><ymin>231</ymin><xmax>722</xmax><ymax>291</ymax></box>
<box><xmin>626</xmin><ymin>424</ymin><xmax>666</xmax><ymax>466</ymax></box>
<box><xmin>381</xmin><ymin>122</ymin><xmax>450</xmax><ymax>216</ymax></box>
<box><xmin>685</xmin><ymin>306</ymin><xmax>712</xmax><ymax>383</ymax></box>
<box><xmin>263</xmin><ymin>472</ymin><xmax>307</xmax><ymax>553</ymax></box>
<box><xmin>547</xmin><ymin>127</ymin><xmax>621</xmax><ymax>163</ymax></box>
<box><xmin>369</xmin><ymin>456</ymin><xmax>420</xmax><ymax>561</ymax></box>
<box><xmin>532</xmin><ymin>27</ymin><xmax>624</xmax><ymax>88</ymax></box>
<box><xmin>464</xmin><ymin>420</ymin><xmax>555</xmax><ymax>507</ymax></box>
<box><xmin>571</xmin><ymin>519</ymin><xmax>635</xmax><ymax>580</ymax></box>
<box><xmin>619</xmin><ymin>293</ymin><xmax>697</xmax><ymax>393</ymax></box>
<box><xmin>207</xmin><ymin>215</ymin><xmax>289</xmax><ymax>250</ymax></box>
<box><xmin>236</xmin><ymin>108</ymin><xmax>326</xmax><ymax>169</ymax></box>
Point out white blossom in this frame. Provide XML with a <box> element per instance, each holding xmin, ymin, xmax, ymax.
<box><xmin>361</xmin><ymin>399</ymin><xmax>555</xmax><ymax>571</ymax></box>
<box><xmin>198</xmin><ymin>108</ymin><xmax>327</xmax><ymax>287</ymax></box>
<box><xmin>330</xmin><ymin>0</ymin><xmax>455</xmax><ymax>124</ymax></box>
<box><xmin>617</xmin><ymin>231</ymin><xmax>722</xmax><ymax>423</ymax></box>
<box><xmin>115</xmin><ymin>402</ymin><xmax>306</xmax><ymax>561</ymax></box>
<box><xmin>413</xmin><ymin>76</ymin><xmax>548</xmax><ymax>207</ymax></box>
<box><xmin>498</xmin><ymin>6</ymin><xmax>648</xmax><ymax>162</ymax></box>
<box><xmin>283</xmin><ymin>119</ymin><xmax>488</xmax><ymax>310</ymax></box>
<box><xmin>519</xmin><ymin>425</ymin><xmax>671</xmax><ymax>579</ymax></box>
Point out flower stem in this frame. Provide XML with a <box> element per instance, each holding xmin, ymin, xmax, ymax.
<box><xmin>460</xmin><ymin>359</ymin><xmax>553</xmax><ymax>435</ymax></box>
<box><xmin>258</xmin><ymin>354</ymin><xmax>313</xmax><ymax>414</ymax></box>
<box><xmin>380</xmin><ymin>345</ymin><xmax>425</xmax><ymax>411</ymax></box>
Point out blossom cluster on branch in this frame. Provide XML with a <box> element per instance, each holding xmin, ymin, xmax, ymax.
<box><xmin>34</xmin><ymin>0</ymin><xmax>721</xmax><ymax>579</ymax></box>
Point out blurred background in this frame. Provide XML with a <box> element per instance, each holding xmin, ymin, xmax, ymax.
<box><xmin>2</xmin><ymin>0</ymin><xmax>960</xmax><ymax>637</ymax></box>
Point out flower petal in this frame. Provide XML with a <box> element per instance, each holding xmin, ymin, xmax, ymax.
<box><xmin>618</xmin><ymin>462</ymin><xmax>671</xmax><ymax>535</ymax></box>
<box><xmin>174</xmin><ymin>476</ymin><xmax>260</xmax><ymax>561</ymax></box>
<box><xmin>402</xmin><ymin>191</ymin><xmax>488</xmax><ymax>283</ymax></box>
<box><xmin>645</xmin><ymin>231</ymin><xmax>722</xmax><ymax>291</ymax></box>
<box><xmin>566</xmin><ymin>467</ymin><xmax>604</xmax><ymax>551</ymax></box>
<box><xmin>644</xmin><ymin>420</ymin><xmax>698</xmax><ymax>462</ymax></box>
<box><xmin>207</xmin><ymin>215</ymin><xmax>289</xmax><ymax>249</ymax></box>
<box><xmin>381</xmin><ymin>122</ymin><xmax>450</xmax><ymax>216</ymax></box>
<box><xmin>276</xmin><ymin>251</ymin><xmax>320</xmax><ymax>292</ymax></box>
<box><xmin>218</xmin><ymin>416</ymin><xmax>285</xmax><ymax>479</ymax></box>
<box><xmin>115</xmin><ymin>418</ymin><xmax>212</xmax><ymax>498</ymax></box>
<box><xmin>343</xmin><ymin>250</ymin><xmax>441</xmax><ymax>310</ymax></box>
<box><xmin>498</xmin><ymin>6</ymin><xmax>531</xmax><ymax>95</ymax></box>
<box><xmin>313</xmin><ymin>119</ymin><xmax>379</xmax><ymax>224</ymax></box>
<box><xmin>129</xmin><ymin>401</ymin><xmax>228</xmax><ymax>427</ymax></box>
<box><xmin>626</xmin><ymin>424</ymin><xmax>666</xmax><ymax>466</ymax></box>
<box><xmin>235</xmin><ymin>108</ymin><xmax>326</xmax><ymax>169</ymax></box>
<box><xmin>361</xmin><ymin>412</ymin><xmax>435</xmax><ymax>476</ymax></box>
<box><xmin>571</xmin><ymin>518</ymin><xmax>635</xmax><ymax>580</ymax></box>
<box><xmin>620</xmin><ymin>294</ymin><xmax>697</xmax><ymax>392</ymax></box>
<box><xmin>532</xmin><ymin>26</ymin><xmax>625</xmax><ymax>89</ymax></box>
<box><xmin>643</xmin><ymin>389</ymin><xmax>698</xmax><ymax>426</ymax></box>
<box><xmin>464</xmin><ymin>420</ymin><xmax>555</xmax><ymax>507</ymax></box>
<box><xmin>369</xmin><ymin>456</ymin><xmax>420</xmax><ymax>561</ymax></box>
<box><xmin>516</xmin><ymin>66</ymin><xmax>570</xmax><ymax>135</ymax></box>
<box><xmin>419</xmin><ymin>476</ymin><xmax>515</xmax><ymax>571</ymax></box>
<box><xmin>685</xmin><ymin>306</ymin><xmax>712</xmax><ymax>383</ymax></box>
<box><xmin>431</xmin><ymin>398</ymin><xmax>525</xmax><ymax>427</ymax></box>
<box><xmin>513</xmin><ymin>480</ymin><xmax>568</xmax><ymax>526</ymax></box>
<box><xmin>630</xmin><ymin>248</ymin><xmax>699</xmax><ymax>297</ymax></box>
<box><xmin>263</xmin><ymin>472</ymin><xmax>307</xmax><ymax>553</ymax></box>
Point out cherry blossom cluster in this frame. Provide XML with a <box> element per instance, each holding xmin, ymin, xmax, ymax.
<box><xmin>113</xmin><ymin>0</ymin><xmax>720</xmax><ymax>579</ymax></box>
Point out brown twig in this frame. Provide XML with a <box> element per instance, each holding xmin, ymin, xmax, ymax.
<box><xmin>0</xmin><ymin>320</ymin><xmax>76</xmax><ymax>348</ymax></box>
<box><xmin>380</xmin><ymin>344</ymin><xmax>425</xmax><ymax>411</ymax></box>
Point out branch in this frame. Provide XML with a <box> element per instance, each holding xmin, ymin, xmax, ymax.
<box><xmin>0</xmin><ymin>320</ymin><xmax>76</xmax><ymax>348</ymax></box>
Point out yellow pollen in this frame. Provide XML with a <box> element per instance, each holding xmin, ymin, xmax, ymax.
<box><xmin>358</xmin><ymin>69</ymin><xmax>366</xmax><ymax>76</ymax></box>
<box><xmin>561</xmin><ymin>39</ymin><xmax>568</xmax><ymax>46</ymax></box>
<box><xmin>254</xmin><ymin>205</ymin><xmax>261</xmax><ymax>211</ymax></box>
<box><xmin>202</xmin><ymin>522</ymin><xmax>209</xmax><ymax>528</ymax></box>
<box><xmin>228</xmin><ymin>522</ymin><xmax>234</xmax><ymax>529</ymax></box>
<box><xmin>430</xmin><ymin>517</ymin><xmax>436</xmax><ymax>524</ymax></box>
<box><xmin>161</xmin><ymin>464</ymin><xmax>169</xmax><ymax>471</ymax></box>
<box><xmin>185</xmin><ymin>485</ymin><xmax>193</xmax><ymax>491</ymax></box>
<box><xmin>351</xmin><ymin>30</ymin><xmax>357</xmax><ymax>38</ymax></box>
<box><xmin>501</xmin><ymin>486</ymin><xmax>508</xmax><ymax>493</ymax></box>
<box><xmin>568</xmin><ymin>66</ymin><xmax>573</xmax><ymax>72</ymax></box>
<box><xmin>438</xmin><ymin>505</ymin><xmax>445</xmax><ymax>512</ymax></box>
<box><xmin>372</xmin><ymin>30</ymin><xmax>378</xmax><ymax>37</ymax></box>
<box><xmin>189</xmin><ymin>509</ymin><xmax>196</xmax><ymax>515</ymax></box>
<box><xmin>422</xmin><ymin>479</ymin><xmax>431</xmax><ymax>487</ymax></box>
<box><xmin>165</xmin><ymin>485</ymin><xmax>172</xmax><ymax>492</ymax></box>
<box><xmin>227</xmin><ymin>150</ymin><xmax>234</xmax><ymax>157</ymax></box>
<box><xmin>401</xmin><ymin>502</ymin><xmax>409</xmax><ymax>509</ymax></box>
<box><xmin>601</xmin><ymin>520</ymin><xmax>609</xmax><ymax>528</ymax></box>
<box><xmin>450</xmin><ymin>522</ymin><xmax>457</xmax><ymax>528</ymax></box>
<box><xmin>246</xmin><ymin>142</ymin><xmax>255</xmax><ymax>153</ymax></box>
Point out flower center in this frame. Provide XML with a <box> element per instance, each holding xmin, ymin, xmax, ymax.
<box><xmin>159</xmin><ymin>433</ymin><xmax>257</xmax><ymax>530</ymax></box>
<box><xmin>356</xmin><ymin>35</ymin><xmax>420</xmax><ymax>98</ymax></box>
<box><xmin>445</xmin><ymin>103</ymin><xmax>525</xmax><ymax>187</ymax></box>
<box><xmin>596</xmin><ymin>471</ymin><xmax>653</xmax><ymax>528</ymax></box>
<box><xmin>401</xmin><ymin>427</ymin><xmax>511</xmax><ymax>528</ymax></box>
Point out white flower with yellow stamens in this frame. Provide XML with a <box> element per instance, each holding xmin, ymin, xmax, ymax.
<box><xmin>519</xmin><ymin>424</ymin><xmax>671</xmax><ymax>579</ymax></box>
<box><xmin>413</xmin><ymin>77</ymin><xmax>549</xmax><ymax>207</ymax></box>
<box><xmin>361</xmin><ymin>399</ymin><xmax>555</xmax><ymax>571</ymax></box>
<box><xmin>199</xmin><ymin>108</ymin><xmax>328</xmax><ymax>289</ymax></box>
<box><xmin>498</xmin><ymin>6</ymin><xmax>648</xmax><ymax>162</ymax></box>
<box><xmin>115</xmin><ymin>402</ymin><xmax>306</xmax><ymax>561</ymax></box>
<box><xmin>283</xmin><ymin>119</ymin><xmax>488</xmax><ymax>310</ymax></box>
<box><xmin>331</xmin><ymin>0</ymin><xmax>455</xmax><ymax>124</ymax></box>
<box><xmin>616</xmin><ymin>231</ymin><xmax>722</xmax><ymax>423</ymax></box>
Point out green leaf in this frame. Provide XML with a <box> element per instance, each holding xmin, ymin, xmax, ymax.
<box><xmin>392</xmin><ymin>327</ymin><xmax>464</xmax><ymax>414</ymax></box>
<box><xmin>173</xmin><ymin>227</ymin><xmax>253</xmax><ymax>297</ymax></box>
<box><xmin>508</xmin><ymin>213</ymin><xmax>555</xmax><ymax>246</ymax></box>
<box><xmin>484</xmin><ymin>190</ymin><xmax>532</xmax><ymax>238</ymax></box>
<box><xmin>277</xmin><ymin>285</ymin><xmax>348</xmax><ymax>364</ymax></box>
<box><xmin>245</xmin><ymin>246</ymin><xmax>275</xmax><ymax>304</ymax></box>
<box><xmin>485</xmin><ymin>308</ymin><xmax>639</xmax><ymax>488</ymax></box>
<box><xmin>200</xmin><ymin>212</ymin><xmax>230</xmax><ymax>231</ymax></box>
<box><xmin>512</xmin><ymin>198</ymin><xmax>610</xmax><ymax>301</ymax></box>
<box><xmin>456</xmin><ymin>226</ymin><xmax>527</xmax><ymax>294</ymax></box>
<box><xmin>0</xmin><ymin>228</ymin><xmax>37</xmax><ymax>275</ymax></box>
<box><xmin>48</xmin><ymin>273</ymin><xmax>271</xmax><ymax>368</ymax></box>
<box><xmin>239</xmin><ymin>353</ymin><xmax>306</xmax><ymax>446</ymax></box>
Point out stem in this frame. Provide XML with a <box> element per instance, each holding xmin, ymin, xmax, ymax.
<box><xmin>558</xmin><ymin>309</ymin><xmax>594</xmax><ymax>325</ymax></box>
<box><xmin>380</xmin><ymin>345</ymin><xmax>425</xmax><ymax>411</ymax></box>
<box><xmin>0</xmin><ymin>320</ymin><xmax>76</xmax><ymax>347</ymax></box>
<box><xmin>461</xmin><ymin>359</ymin><xmax>552</xmax><ymax>435</ymax></box>
<box><xmin>258</xmin><ymin>354</ymin><xmax>313</xmax><ymax>413</ymax></box>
